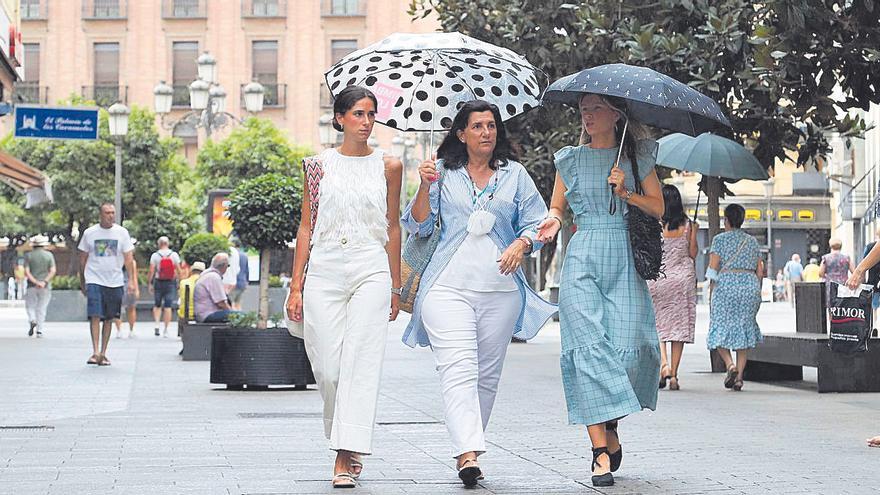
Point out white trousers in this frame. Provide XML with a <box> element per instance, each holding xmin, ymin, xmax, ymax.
<box><xmin>303</xmin><ymin>241</ymin><xmax>391</xmax><ymax>455</ymax></box>
<box><xmin>421</xmin><ymin>285</ymin><xmax>521</xmax><ymax>457</ymax></box>
<box><xmin>25</xmin><ymin>287</ymin><xmax>51</xmax><ymax>332</ymax></box>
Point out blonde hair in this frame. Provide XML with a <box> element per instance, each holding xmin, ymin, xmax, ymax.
<box><xmin>829</xmin><ymin>238</ymin><xmax>843</xmax><ymax>250</ymax></box>
<box><xmin>578</xmin><ymin>94</ymin><xmax>649</xmax><ymax>154</ymax></box>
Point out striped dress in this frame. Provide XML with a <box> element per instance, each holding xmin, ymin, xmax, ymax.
<box><xmin>554</xmin><ymin>140</ymin><xmax>661</xmax><ymax>427</ymax></box>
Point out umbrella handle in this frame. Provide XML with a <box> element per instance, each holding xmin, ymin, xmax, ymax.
<box><xmin>693</xmin><ymin>187</ymin><xmax>702</xmax><ymax>223</ymax></box>
<box><xmin>608</xmin><ymin>118</ymin><xmax>629</xmax><ymax>216</ymax></box>
<box><xmin>429</xmin><ymin>52</ymin><xmax>439</xmax><ymax>153</ymax></box>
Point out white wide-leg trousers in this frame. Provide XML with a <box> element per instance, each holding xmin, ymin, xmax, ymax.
<box><xmin>421</xmin><ymin>285</ymin><xmax>521</xmax><ymax>457</ymax></box>
<box><xmin>303</xmin><ymin>241</ymin><xmax>391</xmax><ymax>455</ymax></box>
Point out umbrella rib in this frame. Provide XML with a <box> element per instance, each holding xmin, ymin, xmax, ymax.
<box><xmin>433</xmin><ymin>51</ymin><xmax>480</xmax><ymax>102</ymax></box>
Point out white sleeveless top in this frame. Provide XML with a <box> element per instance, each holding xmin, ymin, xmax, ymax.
<box><xmin>312</xmin><ymin>147</ymin><xmax>389</xmax><ymax>246</ymax></box>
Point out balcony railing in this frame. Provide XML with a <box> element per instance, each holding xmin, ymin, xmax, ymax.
<box><xmin>321</xmin><ymin>0</ymin><xmax>366</xmax><ymax>17</ymax></box>
<box><xmin>81</xmin><ymin>85</ymin><xmax>128</xmax><ymax>107</ymax></box>
<box><xmin>14</xmin><ymin>83</ymin><xmax>49</xmax><ymax>104</ymax></box>
<box><xmin>242</xmin><ymin>0</ymin><xmax>286</xmax><ymax>18</ymax></box>
<box><xmin>82</xmin><ymin>0</ymin><xmax>127</xmax><ymax>19</ymax></box>
<box><xmin>21</xmin><ymin>0</ymin><xmax>49</xmax><ymax>20</ymax></box>
<box><xmin>172</xmin><ymin>84</ymin><xmax>191</xmax><ymax>107</ymax></box>
<box><xmin>241</xmin><ymin>83</ymin><xmax>286</xmax><ymax>108</ymax></box>
<box><xmin>162</xmin><ymin>0</ymin><xmax>207</xmax><ymax>19</ymax></box>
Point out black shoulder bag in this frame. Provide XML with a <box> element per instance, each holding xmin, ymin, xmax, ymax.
<box><xmin>609</xmin><ymin>121</ymin><xmax>664</xmax><ymax>281</ymax></box>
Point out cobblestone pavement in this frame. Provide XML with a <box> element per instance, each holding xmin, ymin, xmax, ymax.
<box><xmin>0</xmin><ymin>302</ymin><xmax>878</xmax><ymax>494</ymax></box>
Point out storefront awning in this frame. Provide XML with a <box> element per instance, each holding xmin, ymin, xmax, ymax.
<box><xmin>0</xmin><ymin>149</ymin><xmax>53</xmax><ymax>208</ymax></box>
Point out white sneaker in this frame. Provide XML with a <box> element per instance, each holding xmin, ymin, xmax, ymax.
<box><xmin>116</xmin><ymin>330</ymin><xmax>122</xmax><ymax>339</ymax></box>
<box><xmin>162</xmin><ymin>328</ymin><xmax>168</xmax><ymax>338</ymax></box>
<box><xmin>129</xmin><ymin>330</ymin><xmax>135</xmax><ymax>339</ymax></box>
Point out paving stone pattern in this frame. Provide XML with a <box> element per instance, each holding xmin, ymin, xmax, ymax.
<box><xmin>0</xmin><ymin>303</ymin><xmax>878</xmax><ymax>494</ymax></box>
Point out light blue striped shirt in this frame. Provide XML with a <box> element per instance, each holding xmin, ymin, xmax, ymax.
<box><xmin>400</xmin><ymin>159</ymin><xmax>558</xmax><ymax>348</ymax></box>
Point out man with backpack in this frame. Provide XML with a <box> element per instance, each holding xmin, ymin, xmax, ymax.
<box><xmin>148</xmin><ymin>236</ymin><xmax>180</xmax><ymax>337</ymax></box>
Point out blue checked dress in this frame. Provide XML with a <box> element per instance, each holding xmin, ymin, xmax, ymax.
<box><xmin>707</xmin><ymin>229</ymin><xmax>763</xmax><ymax>350</ymax></box>
<box><xmin>554</xmin><ymin>140</ymin><xmax>661</xmax><ymax>426</ymax></box>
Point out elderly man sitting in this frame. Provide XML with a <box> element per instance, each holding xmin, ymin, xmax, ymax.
<box><xmin>194</xmin><ymin>253</ymin><xmax>243</xmax><ymax>323</ymax></box>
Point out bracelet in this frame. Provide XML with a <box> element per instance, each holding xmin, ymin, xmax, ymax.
<box><xmin>391</xmin><ymin>287</ymin><xmax>402</xmax><ymax>295</ymax></box>
<box><xmin>547</xmin><ymin>215</ymin><xmax>563</xmax><ymax>229</ymax></box>
<box><xmin>515</xmin><ymin>237</ymin><xmax>533</xmax><ymax>254</ymax></box>
<box><xmin>623</xmin><ymin>189</ymin><xmax>634</xmax><ymax>201</ymax></box>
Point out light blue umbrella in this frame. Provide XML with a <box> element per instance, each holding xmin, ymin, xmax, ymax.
<box><xmin>657</xmin><ymin>132</ymin><xmax>769</xmax><ymax>220</ymax></box>
<box><xmin>657</xmin><ymin>132</ymin><xmax>768</xmax><ymax>180</ymax></box>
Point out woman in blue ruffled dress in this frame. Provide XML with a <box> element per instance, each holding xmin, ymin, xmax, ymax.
<box><xmin>536</xmin><ymin>94</ymin><xmax>664</xmax><ymax>487</ymax></box>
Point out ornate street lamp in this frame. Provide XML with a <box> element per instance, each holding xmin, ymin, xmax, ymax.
<box><xmin>318</xmin><ymin>113</ymin><xmax>335</xmax><ymax>148</ymax></box>
<box><xmin>242</xmin><ymin>81</ymin><xmax>265</xmax><ymax>113</ymax></box>
<box><xmin>764</xmin><ymin>178</ymin><xmax>776</xmax><ymax>277</ymax></box>
<box><xmin>108</xmin><ymin>102</ymin><xmax>130</xmax><ymax>220</ymax></box>
<box><xmin>154</xmin><ymin>53</ymin><xmax>264</xmax><ymax>140</ymax></box>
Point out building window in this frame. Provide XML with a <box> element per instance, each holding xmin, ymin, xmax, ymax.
<box><xmin>325</xmin><ymin>0</ymin><xmax>363</xmax><ymax>16</ymax></box>
<box><xmin>96</xmin><ymin>0</ymin><xmax>120</xmax><ymax>17</ymax></box>
<box><xmin>167</xmin><ymin>0</ymin><xmax>203</xmax><ymax>18</ymax></box>
<box><xmin>15</xmin><ymin>44</ymin><xmax>42</xmax><ymax>103</ymax></box>
<box><xmin>172</xmin><ymin>41</ymin><xmax>199</xmax><ymax>107</ymax></box>
<box><xmin>252</xmin><ymin>41</ymin><xmax>279</xmax><ymax>106</ymax></box>
<box><xmin>21</xmin><ymin>0</ymin><xmax>44</xmax><ymax>19</ymax></box>
<box><xmin>250</xmin><ymin>0</ymin><xmax>282</xmax><ymax>16</ymax></box>
<box><xmin>330</xmin><ymin>39</ymin><xmax>358</xmax><ymax>64</ymax></box>
<box><xmin>92</xmin><ymin>43</ymin><xmax>120</xmax><ymax>106</ymax></box>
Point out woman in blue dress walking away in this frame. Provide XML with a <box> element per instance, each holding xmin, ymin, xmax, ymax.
<box><xmin>536</xmin><ymin>93</ymin><xmax>664</xmax><ymax>487</ymax></box>
<box><xmin>705</xmin><ymin>203</ymin><xmax>763</xmax><ymax>392</ymax></box>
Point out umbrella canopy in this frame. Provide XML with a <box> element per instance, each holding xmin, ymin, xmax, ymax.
<box><xmin>324</xmin><ymin>32</ymin><xmax>544</xmax><ymax>132</ymax></box>
<box><xmin>657</xmin><ymin>133</ymin><xmax>768</xmax><ymax>181</ymax></box>
<box><xmin>541</xmin><ymin>63</ymin><xmax>731</xmax><ymax>135</ymax></box>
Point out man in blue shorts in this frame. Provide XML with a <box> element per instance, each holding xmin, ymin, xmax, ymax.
<box><xmin>79</xmin><ymin>203</ymin><xmax>137</xmax><ymax>366</ymax></box>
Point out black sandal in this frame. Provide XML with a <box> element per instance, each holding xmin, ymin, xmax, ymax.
<box><xmin>591</xmin><ymin>447</ymin><xmax>614</xmax><ymax>487</ymax></box>
<box><xmin>724</xmin><ymin>366</ymin><xmax>738</xmax><ymax>389</ymax></box>
<box><xmin>457</xmin><ymin>458</ymin><xmax>482</xmax><ymax>487</ymax></box>
<box><xmin>605</xmin><ymin>421</ymin><xmax>623</xmax><ymax>472</ymax></box>
<box><xmin>659</xmin><ymin>365</ymin><xmax>670</xmax><ymax>389</ymax></box>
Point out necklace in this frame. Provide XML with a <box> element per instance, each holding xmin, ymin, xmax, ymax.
<box><xmin>466</xmin><ymin>166</ymin><xmax>498</xmax><ymax>206</ymax></box>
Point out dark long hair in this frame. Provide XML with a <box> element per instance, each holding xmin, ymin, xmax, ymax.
<box><xmin>332</xmin><ymin>86</ymin><xmax>378</xmax><ymax>132</ymax></box>
<box><xmin>435</xmin><ymin>100</ymin><xmax>517</xmax><ymax>170</ymax></box>
<box><xmin>725</xmin><ymin>203</ymin><xmax>746</xmax><ymax>229</ymax></box>
<box><xmin>661</xmin><ymin>184</ymin><xmax>687</xmax><ymax>230</ymax></box>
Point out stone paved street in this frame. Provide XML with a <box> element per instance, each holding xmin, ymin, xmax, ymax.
<box><xmin>0</xmin><ymin>302</ymin><xmax>878</xmax><ymax>494</ymax></box>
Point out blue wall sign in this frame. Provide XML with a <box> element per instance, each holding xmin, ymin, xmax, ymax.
<box><xmin>14</xmin><ymin>105</ymin><xmax>99</xmax><ymax>140</ymax></box>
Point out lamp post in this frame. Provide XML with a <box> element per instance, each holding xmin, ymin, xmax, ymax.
<box><xmin>153</xmin><ymin>51</ymin><xmax>263</xmax><ymax>139</ymax></box>
<box><xmin>764</xmin><ymin>178</ymin><xmax>775</xmax><ymax>277</ymax></box>
<box><xmin>318</xmin><ymin>113</ymin><xmax>335</xmax><ymax>148</ymax></box>
<box><xmin>108</xmin><ymin>102</ymin><xmax>130</xmax><ymax>221</ymax></box>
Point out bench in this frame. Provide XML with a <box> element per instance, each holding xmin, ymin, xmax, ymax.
<box><xmin>743</xmin><ymin>333</ymin><xmax>880</xmax><ymax>392</ymax></box>
<box><xmin>178</xmin><ymin>285</ymin><xmax>228</xmax><ymax>361</ymax></box>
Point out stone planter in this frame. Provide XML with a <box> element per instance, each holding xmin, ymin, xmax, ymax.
<box><xmin>46</xmin><ymin>290</ymin><xmax>87</xmax><ymax>321</ymax></box>
<box><xmin>209</xmin><ymin>327</ymin><xmax>315</xmax><ymax>390</ymax></box>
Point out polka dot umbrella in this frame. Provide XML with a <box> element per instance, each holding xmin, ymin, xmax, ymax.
<box><xmin>324</xmin><ymin>32</ymin><xmax>544</xmax><ymax>138</ymax></box>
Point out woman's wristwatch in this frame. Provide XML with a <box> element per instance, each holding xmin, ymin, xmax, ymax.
<box><xmin>623</xmin><ymin>189</ymin><xmax>634</xmax><ymax>201</ymax></box>
<box><xmin>391</xmin><ymin>287</ymin><xmax>403</xmax><ymax>295</ymax></box>
<box><xmin>516</xmin><ymin>236</ymin><xmax>534</xmax><ymax>254</ymax></box>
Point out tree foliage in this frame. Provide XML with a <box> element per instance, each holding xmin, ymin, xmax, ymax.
<box><xmin>1</xmin><ymin>101</ymin><xmax>186</xmax><ymax>238</ymax></box>
<box><xmin>227</xmin><ymin>173</ymin><xmax>302</xmax><ymax>328</ymax></box>
<box><xmin>227</xmin><ymin>173</ymin><xmax>302</xmax><ymax>250</ymax></box>
<box><xmin>127</xmin><ymin>192</ymin><xmax>204</xmax><ymax>260</ymax></box>
<box><xmin>410</xmin><ymin>0</ymin><xmax>880</xmax><ymax>245</ymax></box>
<box><xmin>196</xmin><ymin>118</ymin><xmax>312</xmax><ymax>191</ymax></box>
<box><xmin>180</xmin><ymin>232</ymin><xmax>229</xmax><ymax>266</ymax></box>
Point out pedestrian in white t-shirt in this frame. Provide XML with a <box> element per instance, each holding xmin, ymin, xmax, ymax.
<box><xmin>78</xmin><ymin>202</ymin><xmax>137</xmax><ymax>367</ymax></box>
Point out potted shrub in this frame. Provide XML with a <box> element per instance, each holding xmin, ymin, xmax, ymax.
<box><xmin>207</xmin><ymin>173</ymin><xmax>311</xmax><ymax>390</ymax></box>
<box><xmin>209</xmin><ymin>312</ymin><xmax>315</xmax><ymax>390</ymax></box>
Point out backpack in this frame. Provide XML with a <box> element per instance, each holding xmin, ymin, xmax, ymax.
<box><xmin>157</xmin><ymin>253</ymin><xmax>176</xmax><ymax>281</ymax></box>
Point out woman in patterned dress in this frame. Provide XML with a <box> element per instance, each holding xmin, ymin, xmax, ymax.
<box><xmin>536</xmin><ymin>94</ymin><xmax>663</xmax><ymax>488</ymax></box>
<box><xmin>705</xmin><ymin>204</ymin><xmax>763</xmax><ymax>392</ymax></box>
<box><xmin>821</xmin><ymin>238</ymin><xmax>855</xmax><ymax>302</ymax></box>
<box><xmin>648</xmin><ymin>184</ymin><xmax>697</xmax><ymax>391</ymax></box>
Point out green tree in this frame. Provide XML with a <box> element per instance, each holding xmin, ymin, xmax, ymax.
<box><xmin>227</xmin><ymin>173</ymin><xmax>302</xmax><ymax>329</ymax></box>
<box><xmin>196</xmin><ymin>117</ymin><xmax>312</xmax><ymax>191</ymax></box>
<box><xmin>127</xmin><ymin>195</ymin><xmax>204</xmax><ymax>260</ymax></box>
<box><xmin>180</xmin><ymin>232</ymin><xmax>230</xmax><ymax>267</ymax></box>
<box><xmin>410</xmin><ymin>0</ymin><xmax>880</xmax><ymax>254</ymax></box>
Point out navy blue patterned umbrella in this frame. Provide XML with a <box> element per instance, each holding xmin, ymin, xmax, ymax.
<box><xmin>541</xmin><ymin>63</ymin><xmax>731</xmax><ymax>135</ymax></box>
